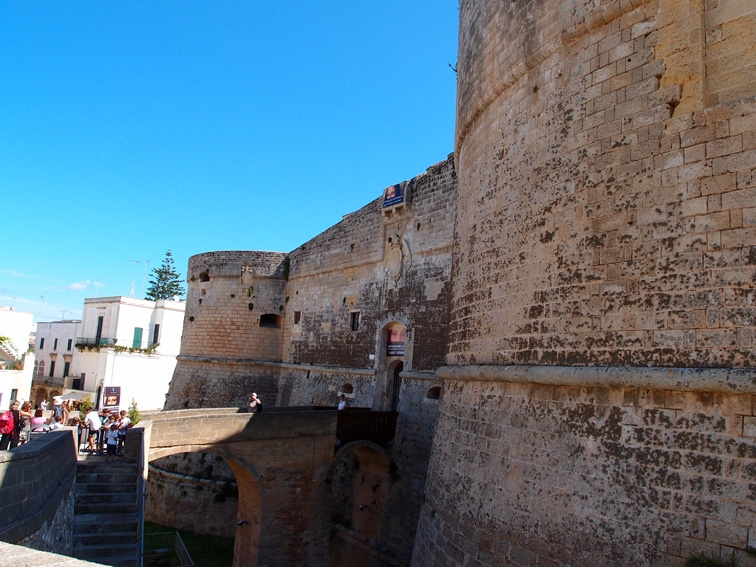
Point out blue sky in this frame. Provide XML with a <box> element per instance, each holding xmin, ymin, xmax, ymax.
<box><xmin>0</xmin><ymin>2</ymin><xmax>458</xmax><ymax>323</ymax></box>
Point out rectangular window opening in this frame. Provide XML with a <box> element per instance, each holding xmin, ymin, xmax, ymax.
<box><xmin>49</xmin><ymin>360</ymin><xmax>56</xmax><ymax>377</ymax></box>
<box><xmin>95</xmin><ymin>316</ymin><xmax>104</xmax><ymax>344</ymax></box>
<box><xmin>152</xmin><ymin>324</ymin><xmax>160</xmax><ymax>345</ymax></box>
<box><xmin>294</xmin><ymin>311</ymin><xmax>301</xmax><ymax>325</ymax></box>
<box><xmin>350</xmin><ymin>311</ymin><xmax>360</xmax><ymax>332</ymax></box>
<box><xmin>53</xmin><ymin>338</ymin><xmax>58</xmax><ymax>350</ymax></box>
<box><xmin>39</xmin><ymin>338</ymin><xmax>44</xmax><ymax>349</ymax></box>
<box><xmin>67</xmin><ymin>338</ymin><xmax>72</xmax><ymax>351</ymax></box>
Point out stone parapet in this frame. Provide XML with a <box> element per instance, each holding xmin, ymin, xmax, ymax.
<box><xmin>0</xmin><ymin>429</ymin><xmax>77</xmax><ymax>553</ymax></box>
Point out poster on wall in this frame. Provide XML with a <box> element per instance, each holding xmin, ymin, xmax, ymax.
<box><xmin>382</xmin><ymin>183</ymin><xmax>404</xmax><ymax>208</ymax></box>
<box><xmin>104</xmin><ymin>386</ymin><xmax>121</xmax><ymax>411</ymax></box>
<box><xmin>386</xmin><ymin>327</ymin><xmax>406</xmax><ymax>356</ymax></box>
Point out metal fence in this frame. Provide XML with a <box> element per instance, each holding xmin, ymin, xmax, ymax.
<box><xmin>143</xmin><ymin>531</ymin><xmax>194</xmax><ymax>566</ymax></box>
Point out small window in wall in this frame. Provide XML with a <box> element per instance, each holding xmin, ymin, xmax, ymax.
<box><xmin>133</xmin><ymin>327</ymin><xmax>143</xmax><ymax>348</ymax></box>
<box><xmin>53</xmin><ymin>338</ymin><xmax>58</xmax><ymax>350</ymax></box>
<box><xmin>38</xmin><ymin>361</ymin><xmax>45</xmax><ymax>375</ymax></box>
<box><xmin>63</xmin><ymin>361</ymin><xmax>71</xmax><ymax>377</ymax></box>
<box><xmin>294</xmin><ymin>311</ymin><xmax>301</xmax><ymax>325</ymax></box>
<box><xmin>49</xmin><ymin>360</ymin><xmax>56</xmax><ymax>377</ymax></box>
<box><xmin>427</xmin><ymin>386</ymin><xmax>441</xmax><ymax>399</ymax></box>
<box><xmin>350</xmin><ymin>311</ymin><xmax>360</xmax><ymax>332</ymax></box>
<box><xmin>39</xmin><ymin>338</ymin><xmax>44</xmax><ymax>349</ymax></box>
<box><xmin>260</xmin><ymin>314</ymin><xmax>281</xmax><ymax>328</ymax></box>
<box><xmin>199</xmin><ymin>271</ymin><xmax>210</xmax><ymax>282</ymax></box>
<box><xmin>10</xmin><ymin>389</ymin><xmax>17</xmax><ymax>401</ymax></box>
<box><xmin>152</xmin><ymin>324</ymin><xmax>160</xmax><ymax>345</ymax></box>
<box><xmin>67</xmin><ymin>338</ymin><xmax>72</xmax><ymax>351</ymax></box>
<box><xmin>341</xmin><ymin>383</ymin><xmax>354</xmax><ymax>394</ymax></box>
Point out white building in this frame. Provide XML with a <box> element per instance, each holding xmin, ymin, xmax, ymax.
<box><xmin>0</xmin><ymin>307</ymin><xmax>34</xmax><ymax>363</ymax></box>
<box><xmin>0</xmin><ymin>307</ymin><xmax>35</xmax><ymax>408</ymax></box>
<box><xmin>32</xmin><ymin>297</ymin><xmax>185</xmax><ymax>412</ymax></box>
<box><xmin>32</xmin><ymin>320</ymin><xmax>83</xmax><ymax>407</ymax></box>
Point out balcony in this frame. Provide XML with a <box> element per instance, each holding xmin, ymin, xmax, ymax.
<box><xmin>76</xmin><ymin>337</ymin><xmax>117</xmax><ymax>346</ymax></box>
<box><xmin>32</xmin><ymin>374</ymin><xmax>73</xmax><ymax>388</ymax></box>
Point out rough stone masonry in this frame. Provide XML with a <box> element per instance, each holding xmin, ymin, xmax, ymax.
<box><xmin>162</xmin><ymin>0</ymin><xmax>756</xmax><ymax>565</ymax></box>
<box><xmin>413</xmin><ymin>0</ymin><xmax>756</xmax><ymax>566</ymax></box>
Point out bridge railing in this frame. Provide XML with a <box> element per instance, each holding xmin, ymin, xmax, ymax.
<box><xmin>333</xmin><ymin>408</ymin><xmax>398</xmax><ymax>445</ymax></box>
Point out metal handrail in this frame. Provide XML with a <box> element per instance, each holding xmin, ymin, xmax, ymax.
<box><xmin>143</xmin><ymin>532</ymin><xmax>194</xmax><ymax>566</ymax></box>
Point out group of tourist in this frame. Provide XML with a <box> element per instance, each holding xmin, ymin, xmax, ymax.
<box><xmin>81</xmin><ymin>407</ymin><xmax>131</xmax><ymax>463</ymax></box>
<box><xmin>0</xmin><ymin>399</ymin><xmax>133</xmax><ymax>460</ymax></box>
<box><xmin>0</xmin><ymin>398</ymin><xmax>76</xmax><ymax>450</ymax></box>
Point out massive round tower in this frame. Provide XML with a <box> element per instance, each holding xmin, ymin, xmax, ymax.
<box><xmin>414</xmin><ymin>0</ymin><xmax>756</xmax><ymax>565</ymax></box>
<box><xmin>165</xmin><ymin>251</ymin><xmax>288</xmax><ymax>409</ymax></box>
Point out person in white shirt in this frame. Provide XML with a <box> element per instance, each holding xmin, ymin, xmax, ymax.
<box><xmin>338</xmin><ymin>394</ymin><xmax>347</xmax><ymax>411</ymax></box>
<box><xmin>85</xmin><ymin>408</ymin><xmax>101</xmax><ymax>454</ymax></box>
<box><xmin>117</xmin><ymin>410</ymin><xmax>131</xmax><ymax>454</ymax></box>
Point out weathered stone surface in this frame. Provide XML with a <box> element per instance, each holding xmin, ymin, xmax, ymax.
<box><xmin>450</xmin><ymin>0</ymin><xmax>756</xmax><ymax>369</ymax></box>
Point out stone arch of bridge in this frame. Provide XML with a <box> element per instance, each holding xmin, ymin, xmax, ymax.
<box><xmin>142</xmin><ymin>409</ymin><xmax>336</xmax><ymax>567</ymax></box>
<box><xmin>147</xmin><ymin>444</ymin><xmax>262</xmax><ymax>566</ymax></box>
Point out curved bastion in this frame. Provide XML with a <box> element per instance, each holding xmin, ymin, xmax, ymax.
<box><xmin>413</xmin><ymin>0</ymin><xmax>756</xmax><ymax>566</ymax></box>
<box><xmin>450</xmin><ymin>0</ymin><xmax>756</xmax><ymax>368</ymax></box>
<box><xmin>165</xmin><ymin>250</ymin><xmax>288</xmax><ymax>409</ymax></box>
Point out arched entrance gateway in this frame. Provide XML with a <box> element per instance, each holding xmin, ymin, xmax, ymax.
<box><xmin>374</xmin><ymin>322</ymin><xmax>408</xmax><ymax>412</ymax></box>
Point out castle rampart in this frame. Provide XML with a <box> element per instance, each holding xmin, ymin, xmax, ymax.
<box><xmin>414</xmin><ymin>0</ymin><xmax>756</xmax><ymax>565</ymax></box>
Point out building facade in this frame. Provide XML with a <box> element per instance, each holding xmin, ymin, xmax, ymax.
<box><xmin>32</xmin><ymin>297</ymin><xmax>185</xmax><ymax>412</ymax></box>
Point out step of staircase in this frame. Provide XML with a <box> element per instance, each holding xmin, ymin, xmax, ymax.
<box><xmin>73</xmin><ymin>459</ymin><xmax>141</xmax><ymax>567</ymax></box>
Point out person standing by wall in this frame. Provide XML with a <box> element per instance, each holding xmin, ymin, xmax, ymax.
<box><xmin>0</xmin><ymin>400</ymin><xmax>24</xmax><ymax>450</ymax></box>
<box><xmin>247</xmin><ymin>393</ymin><xmax>262</xmax><ymax>413</ymax></box>
<box><xmin>85</xmin><ymin>407</ymin><xmax>101</xmax><ymax>454</ymax></box>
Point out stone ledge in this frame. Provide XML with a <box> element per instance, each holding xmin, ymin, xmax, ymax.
<box><xmin>436</xmin><ymin>365</ymin><xmax>756</xmax><ymax>395</ymax></box>
<box><xmin>399</xmin><ymin>371</ymin><xmax>439</xmax><ymax>382</ymax></box>
<box><xmin>177</xmin><ymin>355</ymin><xmax>377</xmax><ymax>376</ymax></box>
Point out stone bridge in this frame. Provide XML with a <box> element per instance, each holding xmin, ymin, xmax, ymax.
<box><xmin>141</xmin><ymin>408</ymin><xmax>338</xmax><ymax>567</ymax></box>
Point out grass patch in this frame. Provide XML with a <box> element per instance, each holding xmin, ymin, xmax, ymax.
<box><xmin>144</xmin><ymin>522</ymin><xmax>234</xmax><ymax>567</ymax></box>
<box><xmin>686</xmin><ymin>555</ymin><xmax>739</xmax><ymax>567</ymax></box>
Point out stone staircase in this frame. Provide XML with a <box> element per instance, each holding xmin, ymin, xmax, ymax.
<box><xmin>73</xmin><ymin>458</ymin><xmax>141</xmax><ymax>567</ymax></box>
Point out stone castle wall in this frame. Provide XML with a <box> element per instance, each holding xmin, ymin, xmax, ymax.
<box><xmin>164</xmin><ymin>157</ymin><xmax>458</xmax><ymax>563</ymax></box>
<box><xmin>414</xmin><ymin>0</ymin><xmax>756</xmax><ymax>565</ymax></box>
<box><xmin>450</xmin><ymin>0</ymin><xmax>756</xmax><ymax>367</ymax></box>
